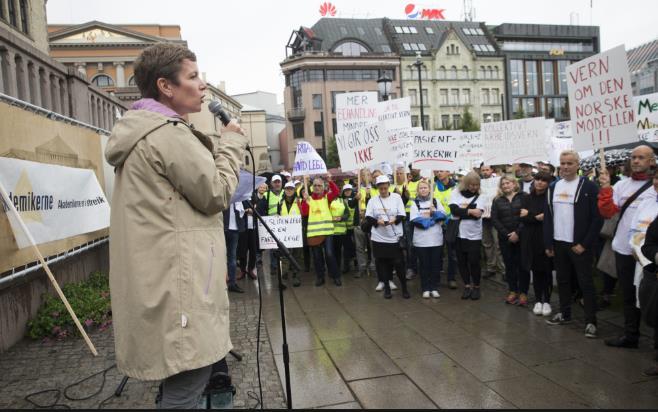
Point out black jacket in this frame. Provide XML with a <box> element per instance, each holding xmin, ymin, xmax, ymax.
<box><xmin>520</xmin><ymin>190</ymin><xmax>550</xmax><ymax>271</ymax></box>
<box><xmin>543</xmin><ymin>176</ymin><xmax>602</xmax><ymax>250</ymax></box>
<box><xmin>223</xmin><ymin>201</ymin><xmax>250</xmax><ymax>232</ymax></box>
<box><xmin>491</xmin><ymin>192</ymin><xmax>527</xmax><ymax>239</ymax></box>
<box><xmin>641</xmin><ymin>216</ymin><xmax>658</xmax><ymax>268</ymax></box>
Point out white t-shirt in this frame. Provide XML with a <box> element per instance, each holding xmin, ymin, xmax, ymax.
<box><xmin>228</xmin><ymin>202</ymin><xmax>245</xmax><ymax>231</ymax></box>
<box><xmin>611</xmin><ymin>179</ymin><xmax>656</xmax><ymax>255</ymax></box>
<box><xmin>552</xmin><ymin>178</ymin><xmax>579</xmax><ymax>243</ymax></box>
<box><xmin>520</xmin><ymin>180</ymin><xmax>533</xmax><ymax>194</ymax></box>
<box><xmin>449</xmin><ymin>190</ymin><xmax>485</xmax><ymax>241</ymax></box>
<box><xmin>410</xmin><ymin>198</ymin><xmax>446</xmax><ymax>247</ymax></box>
<box><xmin>629</xmin><ymin>195</ymin><xmax>658</xmax><ymax>251</ymax></box>
<box><xmin>365</xmin><ymin>192</ymin><xmax>406</xmax><ymax>244</ymax></box>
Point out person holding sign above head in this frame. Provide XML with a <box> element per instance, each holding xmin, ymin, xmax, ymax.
<box><xmin>301</xmin><ymin>175</ymin><xmax>341</xmax><ymax>286</ymax></box>
<box><xmin>598</xmin><ymin>145</ymin><xmax>656</xmax><ymax>349</ymax></box>
<box><xmin>276</xmin><ymin>181</ymin><xmax>304</xmax><ymax>287</ymax></box>
<box><xmin>449</xmin><ymin>172</ymin><xmax>486</xmax><ymax>300</ymax></box>
<box><xmin>411</xmin><ymin>180</ymin><xmax>447</xmax><ymax>298</ymax></box>
<box><xmin>364</xmin><ymin>175</ymin><xmax>409</xmax><ymax>299</ymax></box>
<box><xmin>544</xmin><ymin>150</ymin><xmax>602</xmax><ymax>339</ymax></box>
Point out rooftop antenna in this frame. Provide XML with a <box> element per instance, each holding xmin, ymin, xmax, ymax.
<box><xmin>463</xmin><ymin>0</ymin><xmax>475</xmax><ymax>21</ymax></box>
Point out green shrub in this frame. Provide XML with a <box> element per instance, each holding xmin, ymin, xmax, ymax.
<box><xmin>27</xmin><ymin>272</ymin><xmax>112</xmax><ymax>340</ymax></box>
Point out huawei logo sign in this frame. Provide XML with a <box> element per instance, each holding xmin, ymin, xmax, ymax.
<box><xmin>319</xmin><ymin>2</ymin><xmax>337</xmax><ymax>17</ymax></box>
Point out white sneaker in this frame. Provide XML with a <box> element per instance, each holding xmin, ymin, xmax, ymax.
<box><xmin>533</xmin><ymin>302</ymin><xmax>543</xmax><ymax>315</ymax></box>
<box><xmin>389</xmin><ymin>281</ymin><xmax>398</xmax><ymax>290</ymax></box>
<box><xmin>375</xmin><ymin>282</ymin><xmax>385</xmax><ymax>292</ymax></box>
<box><xmin>422</xmin><ymin>291</ymin><xmax>430</xmax><ymax>299</ymax></box>
<box><xmin>585</xmin><ymin>323</ymin><xmax>597</xmax><ymax>339</ymax></box>
<box><xmin>431</xmin><ymin>290</ymin><xmax>440</xmax><ymax>298</ymax></box>
<box><xmin>542</xmin><ymin>303</ymin><xmax>552</xmax><ymax>317</ymax></box>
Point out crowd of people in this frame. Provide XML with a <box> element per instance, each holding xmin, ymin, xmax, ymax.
<box><xmin>224</xmin><ymin>146</ymin><xmax>658</xmax><ymax>377</ymax></box>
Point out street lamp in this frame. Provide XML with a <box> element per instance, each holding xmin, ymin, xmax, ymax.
<box><xmin>411</xmin><ymin>51</ymin><xmax>426</xmax><ymax>130</ymax></box>
<box><xmin>377</xmin><ymin>73</ymin><xmax>392</xmax><ymax>101</ymax></box>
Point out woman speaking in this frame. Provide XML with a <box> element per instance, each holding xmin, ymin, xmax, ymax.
<box><xmin>105</xmin><ymin>43</ymin><xmax>247</xmax><ymax>408</ymax></box>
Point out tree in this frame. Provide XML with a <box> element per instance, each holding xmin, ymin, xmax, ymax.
<box><xmin>461</xmin><ymin>106</ymin><xmax>480</xmax><ymax>131</ymax></box>
<box><xmin>326</xmin><ymin>136</ymin><xmax>340</xmax><ymax>169</ymax></box>
<box><xmin>514</xmin><ymin>107</ymin><xmax>526</xmax><ymax>119</ymax></box>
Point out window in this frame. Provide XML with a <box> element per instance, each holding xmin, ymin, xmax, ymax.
<box><xmin>0</xmin><ymin>0</ymin><xmax>4</xmax><ymax>20</ymax></box>
<box><xmin>478</xmin><ymin>66</ymin><xmax>485</xmax><ymax>79</ymax></box>
<box><xmin>92</xmin><ymin>74</ymin><xmax>114</xmax><ymax>87</ymax></box>
<box><xmin>422</xmin><ymin>115</ymin><xmax>430</xmax><ymax>130</ymax></box>
<box><xmin>461</xmin><ymin>89</ymin><xmax>471</xmax><ymax>105</ymax></box>
<box><xmin>543</xmin><ymin>61</ymin><xmax>555</xmax><ymax>95</ymax></box>
<box><xmin>523</xmin><ymin>97</ymin><xmax>538</xmax><ymax>117</ymax></box>
<box><xmin>450</xmin><ymin>66</ymin><xmax>458</xmax><ymax>79</ymax></box>
<box><xmin>402</xmin><ymin>27</ymin><xmax>411</xmax><ymax>34</ymax></box>
<box><xmin>450</xmin><ymin>89</ymin><xmax>459</xmax><ymax>106</ymax></box>
<box><xmin>332</xmin><ymin>118</ymin><xmax>337</xmax><ymax>135</ymax></box>
<box><xmin>441</xmin><ymin>115</ymin><xmax>451</xmax><ymax>129</ymax></box>
<box><xmin>293</xmin><ymin>122</ymin><xmax>304</xmax><ymax>139</ymax></box>
<box><xmin>314</xmin><ymin>121</ymin><xmax>323</xmax><ymax>137</ymax></box>
<box><xmin>395</xmin><ymin>26</ymin><xmax>403</xmax><ymax>34</ymax></box>
<box><xmin>452</xmin><ymin>114</ymin><xmax>462</xmax><ymax>129</ymax></box>
<box><xmin>439</xmin><ymin>89</ymin><xmax>448</xmax><ymax>105</ymax></box>
<box><xmin>410</xmin><ymin>26</ymin><xmax>418</xmax><ymax>34</ymax></box>
<box><xmin>525</xmin><ymin>61</ymin><xmax>538</xmax><ymax>95</ymax></box>
<box><xmin>334</xmin><ymin>41</ymin><xmax>369</xmax><ymax>56</ymax></box>
<box><xmin>481</xmin><ymin>88</ymin><xmax>490</xmax><ymax>105</ymax></box>
<box><xmin>326</xmin><ymin>69</ymin><xmax>390</xmax><ymax>81</ymax></box>
<box><xmin>510</xmin><ymin>60</ymin><xmax>524</xmax><ymax>96</ymax></box>
<box><xmin>499</xmin><ymin>40</ymin><xmax>594</xmax><ymax>53</ymax></box>
<box><xmin>491</xmin><ymin>89</ymin><xmax>499</xmax><ymax>104</ymax></box>
<box><xmin>486</xmin><ymin>66</ymin><xmax>493</xmax><ymax>79</ymax></box>
<box><xmin>410</xmin><ymin>67</ymin><xmax>428</xmax><ymax>80</ymax></box>
<box><xmin>437</xmin><ymin>66</ymin><xmax>446</xmax><ymax>80</ymax></box>
<box><xmin>425</xmin><ymin>27</ymin><xmax>434</xmax><ymax>34</ymax></box>
<box><xmin>558</xmin><ymin>60</ymin><xmax>569</xmax><ymax>94</ymax></box>
<box><xmin>8</xmin><ymin>0</ymin><xmax>17</xmax><ymax>27</ymax></box>
<box><xmin>411</xmin><ymin>115</ymin><xmax>419</xmax><ymax>128</ymax></box>
<box><xmin>493</xmin><ymin>113</ymin><xmax>501</xmax><ymax>122</ymax></box>
<box><xmin>460</xmin><ymin>65</ymin><xmax>469</xmax><ymax>79</ymax></box>
<box><xmin>18</xmin><ymin>0</ymin><xmax>28</xmax><ymax>34</ymax></box>
<box><xmin>128</xmin><ymin>76</ymin><xmax>136</xmax><ymax>86</ymax></box>
<box><xmin>312</xmin><ymin>94</ymin><xmax>323</xmax><ymax>110</ymax></box>
<box><xmin>305</xmin><ymin>70</ymin><xmax>324</xmax><ymax>81</ymax></box>
<box><xmin>483</xmin><ymin>114</ymin><xmax>492</xmax><ymax>123</ymax></box>
<box><xmin>421</xmin><ymin>89</ymin><xmax>429</xmax><ymax>106</ymax></box>
<box><xmin>403</xmin><ymin>43</ymin><xmax>411</xmax><ymax>51</ymax></box>
<box><xmin>331</xmin><ymin>91</ymin><xmax>344</xmax><ymax>113</ymax></box>
<box><xmin>409</xmin><ymin>89</ymin><xmax>417</xmax><ymax>105</ymax></box>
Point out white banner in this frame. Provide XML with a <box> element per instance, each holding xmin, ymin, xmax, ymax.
<box><xmin>459</xmin><ymin>132</ymin><xmax>483</xmax><ymax>170</ymax></box>
<box><xmin>550</xmin><ymin>122</ymin><xmax>574</xmax><ymax>165</ymax></box>
<box><xmin>567</xmin><ymin>45</ymin><xmax>637</xmax><ymax>151</ymax></box>
<box><xmin>0</xmin><ymin>157</ymin><xmax>110</xmax><ymax>249</ymax></box>
<box><xmin>336</xmin><ymin>122</ymin><xmax>386</xmax><ymax>172</ymax></box>
<box><xmin>634</xmin><ymin>92</ymin><xmax>658</xmax><ymax>129</ymax></box>
<box><xmin>257</xmin><ymin>215</ymin><xmax>303</xmax><ymax>250</ymax></box>
<box><xmin>411</xmin><ymin>130</ymin><xmax>462</xmax><ymax>171</ymax></box>
<box><xmin>379</xmin><ymin>128</ymin><xmax>413</xmax><ymax>166</ymax></box>
<box><xmin>480</xmin><ymin>176</ymin><xmax>500</xmax><ymax>219</ymax></box>
<box><xmin>292</xmin><ymin>141</ymin><xmax>327</xmax><ymax>177</ymax></box>
<box><xmin>335</xmin><ymin>92</ymin><xmax>378</xmax><ymax>135</ymax></box>
<box><xmin>377</xmin><ymin>97</ymin><xmax>412</xmax><ymax>131</ymax></box>
<box><xmin>482</xmin><ymin>117</ymin><xmax>548</xmax><ymax>165</ymax></box>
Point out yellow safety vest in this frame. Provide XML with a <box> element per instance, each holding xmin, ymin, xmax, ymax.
<box><xmin>346</xmin><ymin>199</ymin><xmax>356</xmax><ymax>231</ymax></box>
<box><xmin>266</xmin><ymin>190</ymin><xmax>283</xmax><ymax>215</ymax></box>
<box><xmin>394</xmin><ymin>181</ymin><xmax>420</xmax><ymax>213</ymax></box>
<box><xmin>434</xmin><ymin>185</ymin><xmax>453</xmax><ymax>216</ymax></box>
<box><xmin>358</xmin><ymin>187</ymin><xmax>379</xmax><ymax>211</ymax></box>
<box><xmin>307</xmin><ymin>197</ymin><xmax>334</xmax><ymax>238</ymax></box>
<box><xmin>330</xmin><ymin>198</ymin><xmax>348</xmax><ymax>235</ymax></box>
<box><xmin>279</xmin><ymin>199</ymin><xmax>301</xmax><ymax>216</ymax></box>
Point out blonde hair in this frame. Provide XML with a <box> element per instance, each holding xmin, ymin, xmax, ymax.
<box><xmin>459</xmin><ymin>171</ymin><xmax>481</xmax><ymax>193</ymax></box>
<box><xmin>496</xmin><ymin>174</ymin><xmax>520</xmax><ymax>198</ymax></box>
<box><xmin>560</xmin><ymin>150</ymin><xmax>580</xmax><ymax>163</ymax></box>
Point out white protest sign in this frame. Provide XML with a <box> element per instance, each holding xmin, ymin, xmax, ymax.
<box><xmin>378</xmin><ymin>128</ymin><xmax>413</xmax><ymax>166</ymax></box>
<box><xmin>550</xmin><ymin>122</ymin><xmax>574</xmax><ymax>165</ymax></box>
<box><xmin>377</xmin><ymin>97</ymin><xmax>412</xmax><ymax>131</ymax></box>
<box><xmin>411</xmin><ymin>130</ymin><xmax>462</xmax><ymax>171</ymax></box>
<box><xmin>634</xmin><ymin>92</ymin><xmax>658</xmax><ymax>129</ymax></box>
<box><xmin>480</xmin><ymin>176</ymin><xmax>500</xmax><ymax>219</ymax></box>
<box><xmin>292</xmin><ymin>141</ymin><xmax>327</xmax><ymax>177</ymax></box>
<box><xmin>335</xmin><ymin>92</ymin><xmax>378</xmax><ymax>135</ymax></box>
<box><xmin>258</xmin><ymin>215</ymin><xmax>303</xmax><ymax>250</ymax></box>
<box><xmin>567</xmin><ymin>45</ymin><xmax>637</xmax><ymax>151</ymax></box>
<box><xmin>638</xmin><ymin>128</ymin><xmax>658</xmax><ymax>144</ymax></box>
<box><xmin>0</xmin><ymin>157</ymin><xmax>110</xmax><ymax>248</ymax></box>
<box><xmin>335</xmin><ymin>122</ymin><xmax>385</xmax><ymax>171</ymax></box>
<box><xmin>482</xmin><ymin>117</ymin><xmax>548</xmax><ymax>165</ymax></box>
<box><xmin>458</xmin><ymin>132</ymin><xmax>483</xmax><ymax>170</ymax></box>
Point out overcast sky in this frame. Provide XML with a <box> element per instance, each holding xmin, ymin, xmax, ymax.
<box><xmin>47</xmin><ymin>0</ymin><xmax>657</xmax><ymax>103</ymax></box>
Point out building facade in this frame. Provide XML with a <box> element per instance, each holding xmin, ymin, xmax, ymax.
<box><xmin>628</xmin><ymin>39</ymin><xmax>658</xmax><ymax>96</ymax></box>
<box><xmin>0</xmin><ymin>0</ymin><xmax>49</xmax><ymax>54</ymax></box>
<box><xmin>490</xmin><ymin>23</ymin><xmax>600</xmax><ymax>120</ymax></box>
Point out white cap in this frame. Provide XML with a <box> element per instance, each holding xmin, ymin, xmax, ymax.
<box><xmin>293</xmin><ymin>180</ymin><xmax>301</xmax><ymax>185</ymax></box>
<box><xmin>375</xmin><ymin>175</ymin><xmax>390</xmax><ymax>186</ymax></box>
<box><xmin>342</xmin><ymin>184</ymin><xmax>354</xmax><ymax>191</ymax></box>
<box><xmin>284</xmin><ymin>182</ymin><xmax>295</xmax><ymax>189</ymax></box>
<box><xmin>271</xmin><ymin>175</ymin><xmax>282</xmax><ymax>182</ymax></box>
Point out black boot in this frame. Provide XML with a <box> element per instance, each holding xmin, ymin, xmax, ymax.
<box><xmin>384</xmin><ymin>285</ymin><xmax>392</xmax><ymax>299</ymax></box>
<box><xmin>397</xmin><ymin>271</ymin><xmax>410</xmax><ymax>299</ymax></box>
<box><xmin>461</xmin><ymin>287</ymin><xmax>472</xmax><ymax>300</ymax></box>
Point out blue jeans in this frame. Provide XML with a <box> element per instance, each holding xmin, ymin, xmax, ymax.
<box><xmin>225</xmin><ymin>230</ymin><xmax>240</xmax><ymax>286</ymax></box>
<box><xmin>416</xmin><ymin>246</ymin><xmax>443</xmax><ymax>292</ymax></box>
<box><xmin>311</xmin><ymin>235</ymin><xmax>340</xmax><ymax>280</ymax></box>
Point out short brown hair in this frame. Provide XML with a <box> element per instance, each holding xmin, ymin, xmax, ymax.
<box><xmin>134</xmin><ymin>43</ymin><xmax>197</xmax><ymax>99</ymax></box>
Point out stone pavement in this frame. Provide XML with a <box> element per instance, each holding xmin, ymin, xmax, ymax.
<box><xmin>0</xmin><ymin>287</ymin><xmax>286</xmax><ymax>409</ymax></box>
<box><xmin>252</xmin><ymin>266</ymin><xmax>658</xmax><ymax>409</ymax></box>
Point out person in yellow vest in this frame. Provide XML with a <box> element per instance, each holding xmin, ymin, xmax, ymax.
<box><xmin>341</xmin><ymin>184</ymin><xmax>358</xmax><ymax>275</ymax></box>
<box><xmin>277</xmin><ymin>181</ymin><xmax>303</xmax><ymax>287</ymax></box>
<box><xmin>434</xmin><ymin>170</ymin><xmax>459</xmax><ymax>290</ymax></box>
<box><xmin>331</xmin><ymin>184</ymin><xmax>352</xmax><ymax>276</ymax></box>
<box><xmin>302</xmin><ymin>175</ymin><xmax>341</xmax><ymax>286</ymax></box>
<box><xmin>266</xmin><ymin>175</ymin><xmax>284</xmax><ymax>275</ymax></box>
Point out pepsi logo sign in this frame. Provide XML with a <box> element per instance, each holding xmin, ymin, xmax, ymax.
<box><xmin>405</xmin><ymin>3</ymin><xmax>446</xmax><ymax>20</ymax></box>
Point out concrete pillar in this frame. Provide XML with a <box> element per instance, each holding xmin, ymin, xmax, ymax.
<box><xmin>3</xmin><ymin>51</ymin><xmax>18</xmax><ymax>97</ymax></box>
<box><xmin>39</xmin><ymin>69</ymin><xmax>51</xmax><ymax>110</ymax></box>
<box><xmin>114</xmin><ymin>62</ymin><xmax>125</xmax><ymax>87</ymax></box>
<box><xmin>15</xmin><ymin>54</ymin><xmax>29</xmax><ymax>102</ymax></box>
<box><xmin>50</xmin><ymin>74</ymin><xmax>60</xmax><ymax>114</ymax></box>
<box><xmin>28</xmin><ymin>62</ymin><xmax>40</xmax><ymax>106</ymax></box>
<box><xmin>59</xmin><ymin>79</ymin><xmax>69</xmax><ymax>117</ymax></box>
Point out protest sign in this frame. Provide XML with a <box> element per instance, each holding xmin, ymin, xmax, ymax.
<box><xmin>0</xmin><ymin>157</ymin><xmax>110</xmax><ymax>249</ymax></box>
<box><xmin>634</xmin><ymin>92</ymin><xmax>658</xmax><ymax>129</ymax></box>
<box><xmin>458</xmin><ymin>132</ymin><xmax>483</xmax><ymax>170</ymax></box>
<box><xmin>480</xmin><ymin>176</ymin><xmax>500</xmax><ymax>219</ymax></box>
<box><xmin>638</xmin><ymin>128</ymin><xmax>658</xmax><ymax>144</ymax></box>
<box><xmin>231</xmin><ymin>170</ymin><xmax>267</xmax><ymax>203</ymax></box>
<box><xmin>258</xmin><ymin>215</ymin><xmax>303</xmax><ymax>249</ymax></box>
<box><xmin>482</xmin><ymin>117</ymin><xmax>548</xmax><ymax>165</ymax></box>
<box><xmin>335</xmin><ymin>92</ymin><xmax>378</xmax><ymax>135</ymax></box>
<box><xmin>292</xmin><ymin>141</ymin><xmax>327</xmax><ymax>177</ymax></box>
<box><xmin>411</xmin><ymin>130</ymin><xmax>461</xmax><ymax>171</ymax></box>
<box><xmin>377</xmin><ymin>128</ymin><xmax>413</xmax><ymax>166</ymax></box>
<box><xmin>377</xmin><ymin>97</ymin><xmax>412</xmax><ymax>131</ymax></box>
<box><xmin>550</xmin><ymin>121</ymin><xmax>574</xmax><ymax>165</ymax></box>
<box><xmin>567</xmin><ymin>45</ymin><xmax>636</xmax><ymax>151</ymax></box>
<box><xmin>336</xmin><ymin>122</ymin><xmax>386</xmax><ymax>171</ymax></box>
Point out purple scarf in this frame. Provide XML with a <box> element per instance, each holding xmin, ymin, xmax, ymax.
<box><xmin>131</xmin><ymin>98</ymin><xmax>181</xmax><ymax>118</ymax></box>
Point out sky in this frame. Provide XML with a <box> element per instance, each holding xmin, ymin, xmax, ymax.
<box><xmin>47</xmin><ymin>0</ymin><xmax>658</xmax><ymax>103</ymax></box>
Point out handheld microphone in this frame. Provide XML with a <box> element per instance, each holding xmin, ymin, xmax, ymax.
<box><xmin>208</xmin><ymin>100</ymin><xmax>231</xmax><ymax>126</ymax></box>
